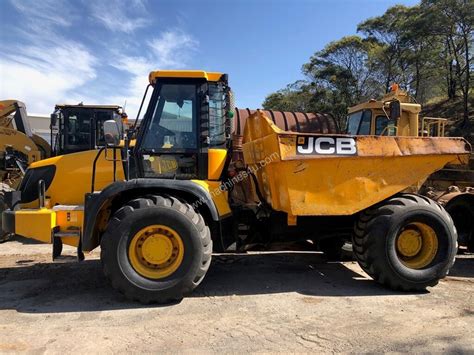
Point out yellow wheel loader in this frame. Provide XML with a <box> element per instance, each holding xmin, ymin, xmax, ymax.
<box><xmin>346</xmin><ymin>85</ymin><xmax>474</xmax><ymax>252</ymax></box>
<box><xmin>2</xmin><ymin>71</ymin><xmax>471</xmax><ymax>303</ymax></box>
<box><xmin>0</xmin><ymin>100</ymin><xmax>51</xmax><ymax>242</ymax></box>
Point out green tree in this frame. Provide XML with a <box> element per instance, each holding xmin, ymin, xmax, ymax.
<box><xmin>421</xmin><ymin>0</ymin><xmax>473</xmax><ymax>125</ymax></box>
<box><xmin>263</xmin><ymin>0</ymin><xmax>473</xmax><ymax>131</ymax></box>
<box><xmin>263</xmin><ymin>36</ymin><xmax>383</xmax><ymax>127</ymax></box>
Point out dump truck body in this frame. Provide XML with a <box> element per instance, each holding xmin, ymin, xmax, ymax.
<box><xmin>243</xmin><ymin>111</ymin><xmax>469</xmax><ymax>217</ymax></box>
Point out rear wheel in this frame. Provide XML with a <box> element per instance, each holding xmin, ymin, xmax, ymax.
<box><xmin>353</xmin><ymin>194</ymin><xmax>457</xmax><ymax>291</ymax></box>
<box><xmin>101</xmin><ymin>195</ymin><xmax>212</xmax><ymax>304</ymax></box>
<box><xmin>445</xmin><ymin>197</ymin><xmax>474</xmax><ymax>253</ymax></box>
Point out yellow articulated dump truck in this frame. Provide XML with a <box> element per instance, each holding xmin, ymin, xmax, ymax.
<box><xmin>346</xmin><ymin>85</ymin><xmax>474</xmax><ymax>253</ymax></box>
<box><xmin>2</xmin><ymin>71</ymin><xmax>471</xmax><ymax>303</ymax></box>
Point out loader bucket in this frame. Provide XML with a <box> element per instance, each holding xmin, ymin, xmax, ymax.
<box><xmin>242</xmin><ymin>111</ymin><xmax>471</xmax><ymax>217</ymax></box>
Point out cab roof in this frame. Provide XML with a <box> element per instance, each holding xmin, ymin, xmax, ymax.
<box><xmin>55</xmin><ymin>104</ymin><xmax>122</xmax><ymax>110</ymax></box>
<box><xmin>148</xmin><ymin>70</ymin><xmax>224</xmax><ymax>84</ymax></box>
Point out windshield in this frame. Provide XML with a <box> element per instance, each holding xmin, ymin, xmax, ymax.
<box><xmin>142</xmin><ymin>84</ymin><xmax>197</xmax><ymax>151</ymax></box>
<box><xmin>346</xmin><ymin>110</ymin><xmax>371</xmax><ymax>135</ymax></box>
<box><xmin>346</xmin><ymin>111</ymin><xmax>363</xmax><ymax>135</ymax></box>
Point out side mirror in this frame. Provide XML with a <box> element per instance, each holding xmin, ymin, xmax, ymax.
<box><xmin>103</xmin><ymin>120</ymin><xmax>121</xmax><ymax>146</ymax></box>
<box><xmin>389</xmin><ymin>100</ymin><xmax>401</xmax><ymax>120</ymax></box>
<box><xmin>50</xmin><ymin>113</ymin><xmax>58</xmax><ymax>127</ymax></box>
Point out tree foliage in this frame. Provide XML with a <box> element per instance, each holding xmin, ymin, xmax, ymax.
<box><xmin>263</xmin><ymin>0</ymin><xmax>473</xmax><ymax>128</ymax></box>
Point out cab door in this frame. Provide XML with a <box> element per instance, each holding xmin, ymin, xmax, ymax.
<box><xmin>134</xmin><ymin>80</ymin><xmax>204</xmax><ymax>180</ymax></box>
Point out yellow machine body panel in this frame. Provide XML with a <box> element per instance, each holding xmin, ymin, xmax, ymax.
<box><xmin>243</xmin><ymin>111</ymin><xmax>470</xmax><ymax>217</ymax></box>
<box><xmin>14</xmin><ymin>209</ymin><xmax>56</xmax><ymax>243</ymax></box>
<box><xmin>23</xmin><ymin>149</ymin><xmax>125</xmax><ymax>208</ymax></box>
<box><xmin>0</xmin><ymin>127</ymin><xmax>43</xmax><ymax>163</ymax></box>
<box><xmin>208</xmin><ymin>148</ymin><xmax>227</xmax><ymax>181</ymax></box>
<box><xmin>192</xmin><ymin>179</ymin><xmax>232</xmax><ymax>217</ymax></box>
<box><xmin>31</xmin><ymin>134</ymin><xmax>52</xmax><ymax>158</ymax></box>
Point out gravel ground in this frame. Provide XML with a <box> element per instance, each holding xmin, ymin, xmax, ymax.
<box><xmin>0</xmin><ymin>236</ymin><xmax>473</xmax><ymax>353</ymax></box>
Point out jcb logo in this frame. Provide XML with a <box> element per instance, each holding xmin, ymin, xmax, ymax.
<box><xmin>296</xmin><ymin>136</ymin><xmax>357</xmax><ymax>155</ymax></box>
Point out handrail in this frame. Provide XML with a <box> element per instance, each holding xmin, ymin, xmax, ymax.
<box><xmin>91</xmin><ymin>147</ymin><xmax>106</xmax><ymax>193</ymax></box>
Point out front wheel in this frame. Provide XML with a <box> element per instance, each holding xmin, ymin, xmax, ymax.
<box><xmin>353</xmin><ymin>194</ymin><xmax>457</xmax><ymax>291</ymax></box>
<box><xmin>101</xmin><ymin>195</ymin><xmax>212</xmax><ymax>304</ymax></box>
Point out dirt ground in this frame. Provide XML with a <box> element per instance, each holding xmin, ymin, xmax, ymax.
<box><xmin>0</xmin><ymin>237</ymin><xmax>472</xmax><ymax>354</ymax></box>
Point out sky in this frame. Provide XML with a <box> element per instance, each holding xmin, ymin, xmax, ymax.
<box><xmin>0</xmin><ymin>0</ymin><xmax>419</xmax><ymax>118</ymax></box>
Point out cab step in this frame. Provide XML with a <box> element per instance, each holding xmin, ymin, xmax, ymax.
<box><xmin>52</xmin><ymin>228</ymin><xmax>84</xmax><ymax>262</ymax></box>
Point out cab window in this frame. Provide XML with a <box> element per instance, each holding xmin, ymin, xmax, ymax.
<box><xmin>358</xmin><ymin>110</ymin><xmax>372</xmax><ymax>135</ymax></box>
<box><xmin>139</xmin><ymin>83</ymin><xmax>198</xmax><ymax>179</ymax></box>
<box><xmin>346</xmin><ymin>110</ymin><xmax>372</xmax><ymax>135</ymax></box>
<box><xmin>375</xmin><ymin>115</ymin><xmax>389</xmax><ymax>135</ymax></box>
<box><xmin>142</xmin><ymin>84</ymin><xmax>197</xmax><ymax>151</ymax></box>
<box><xmin>346</xmin><ymin>111</ymin><xmax>362</xmax><ymax>135</ymax></box>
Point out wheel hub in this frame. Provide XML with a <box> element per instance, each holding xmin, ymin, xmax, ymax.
<box><xmin>397</xmin><ymin>229</ymin><xmax>422</xmax><ymax>257</ymax></box>
<box><xmin>128</xmin><ymin>225</ymin><xmax>184</xmax><ymax>279</ymax></box>
<box><xmin>396</xmin><ymin>222</ymin><xmax>438</xmax><ymax>269</ymax></box>
<box><xmin>141</xmin><ymin>234</ymin><xmax>174</xmax><ymax>265</ymax></box>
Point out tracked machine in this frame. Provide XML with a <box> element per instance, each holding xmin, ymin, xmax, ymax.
<box><xmin>2</xmin><ymin>71</ymin><xmax>471</xmax><ymax>303</ymax></box>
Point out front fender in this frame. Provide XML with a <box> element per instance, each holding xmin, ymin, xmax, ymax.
<box><xmin>82</xmin><ymin>179</ymin><xmax>221</xmax><ymax>251</ymax></box>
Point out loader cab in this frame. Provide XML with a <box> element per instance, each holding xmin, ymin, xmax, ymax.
<box><xmin>50</xmin><ymin>104</ymin><xmax>124</xmax><ymax>156</ymax></box>
<box><xmin>346</xmin><ymin>108</ymin><xmax>396</xmax><ymax>136</ymax></box>
<box><xmin>131</xmin><ymin>71</ymin><xmax>233</xmax><ymax>181</ymax></box>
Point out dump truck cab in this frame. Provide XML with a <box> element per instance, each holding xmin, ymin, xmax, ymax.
<box><xmin>131</xmin><ymin>70</ymin><xmax>232</xmax><ymax>182</ymax></box>
<box><xmin>2</xmin><ymin>71</ymin><xmax>471</xmax><ymax>303</ymax></box>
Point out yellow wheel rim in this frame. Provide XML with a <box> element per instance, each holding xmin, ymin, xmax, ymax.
<box><xmin>128</xmin><ymin>225</ymin><xmax>184</xmax><ymax>279</ymax></box>
<box><xmin>396</xmin><ymin>222</ymin><xmax>438</xmax><ymax>269</ymax></box>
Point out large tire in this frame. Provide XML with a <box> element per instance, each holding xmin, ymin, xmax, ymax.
<box><xmin>101</xmin><ymin>195</ymin><xmax>212</xmax><ymax>304</ymax></box>
<box><xmin>444</xmin><ymin>197</ymin><xmax>474</xmax><ymax>253</ymax></box>
<box><xmin>0</xmin><ymin>183</ymin><xmax>13</xmax><ymax>243</ymax></box>
<box><xmin>352</xmin><ymin>194</ymin><xmax>457</xmax><ymax>291</ymax></box>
